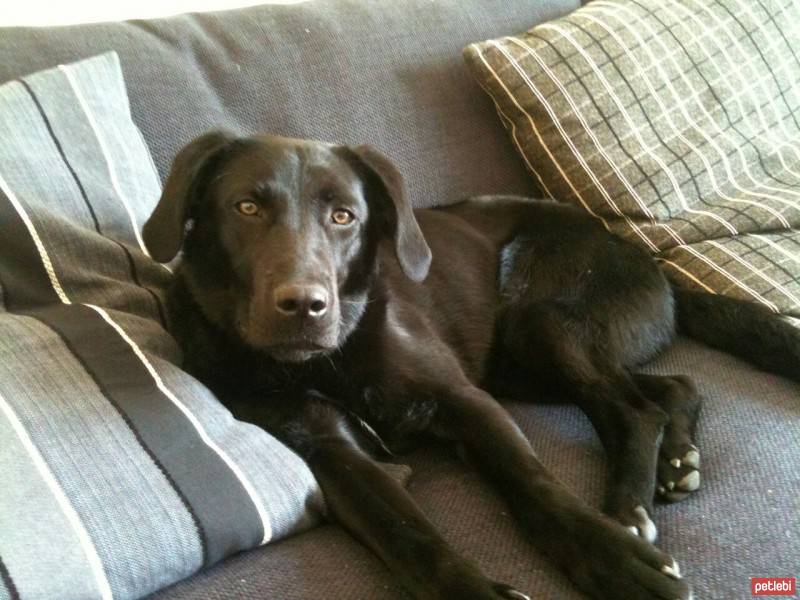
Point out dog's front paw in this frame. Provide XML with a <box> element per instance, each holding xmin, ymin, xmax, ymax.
<box><xmin>554</xmin><ymin>512</ymin><xmax>691</xmax><ymax>600</ymax></box>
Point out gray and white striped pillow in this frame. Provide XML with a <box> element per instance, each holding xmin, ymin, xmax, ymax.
<box><xmin>464</xmin><ymin>0</ymin><xmax>800</xmax><ymax>321</ymax></box>
<box><xmin>0</xmin><ymin>52</ymin><xmax>322</xmax><ymax>600</ymax></box>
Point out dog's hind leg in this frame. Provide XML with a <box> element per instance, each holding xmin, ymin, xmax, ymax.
<box><xmin>498</xmin><ymin>302</ymin><xmax>669</xmax><ymax>543</ymax></box>
<box><xmin>633</xmin><ymin>374</ymin><xmax>702</xmax><ymax>503</ymax></box>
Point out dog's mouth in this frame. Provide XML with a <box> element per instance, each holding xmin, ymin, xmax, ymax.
<box><xmin>235</xmin><ymin>308</ymin><xmax>341</xmax><ymax>361</ymax></box>
<box><xmin>265</xmin><ymin>340</ymin><xmax>335</xmax><ymax>363</ymax></box>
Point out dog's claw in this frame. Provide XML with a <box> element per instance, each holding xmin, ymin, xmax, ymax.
<box><xmin>670</xmin><ymin>458</ymin><xmax>681</xmax><ymax>468</ymax></box>
<box><xmin>494</xmin><ymin>583</ymin><xmax>531</xmax><ymax>600</ymax></box>
<box><xmin>678</xmin><ymin>470</ymin><xmax>700</xmax><ymax>491</ymax></box>
<box><xmin>633</xmin><ymin>505</ymin><xmax>657</xmax><ymax>543</ymax></box>
<box><xmin>682</xmin><ymin>448</ymin><xmax>700</xmax><ymax>469</ymax></box>
<box><xmin>661</xmin><ymin>559</ymin><xmax>682</xmax><ymax>579</ymax></box>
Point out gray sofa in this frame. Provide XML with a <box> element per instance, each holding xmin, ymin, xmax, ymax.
<box><xmin>2</xmin><ymin>1</ymin><xmax>797</xmax><ymax>598</ymax></box>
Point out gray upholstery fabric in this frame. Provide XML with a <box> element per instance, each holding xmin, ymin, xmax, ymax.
<box><xmin>0</xmin><ymin>0</ymin><xmax>579</xmax><ymax>209</ymax></box>
<box><xmin>151</xmin><ymin>337</ymin><xmax>800</xmax><ymax>600</ymax></box>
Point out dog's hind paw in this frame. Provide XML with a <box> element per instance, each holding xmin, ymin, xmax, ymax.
<box><xmin>653</xmin><ymin>375</ymin><xmax>702</xmax><ymax>504</ymax></box>
<box><xmin>658</xmin><ymin>443</ymin><xmax>701</xmax><ymax>503</ymax></box>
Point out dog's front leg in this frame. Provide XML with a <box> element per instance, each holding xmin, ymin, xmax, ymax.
<box><xmin>437</xmin><ymin>385</ymin><xmax>691</xmax><ymax>600</ymax></box>
<box><xmin>285</xmin><ymin>400</ymin><xmax>530</xmax><ymax>600</ymax></box>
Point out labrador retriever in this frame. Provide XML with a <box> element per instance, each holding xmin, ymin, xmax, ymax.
<box><xmin>143</xmin><ymin>132</ymin><xmax>800</xmax><ymax>600</ymax></box>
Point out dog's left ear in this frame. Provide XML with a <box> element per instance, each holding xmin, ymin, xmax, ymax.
<box><xmin>350</xmin><ymin>145</ymin><xmax>432</xmax><ymax>282</ymax></box>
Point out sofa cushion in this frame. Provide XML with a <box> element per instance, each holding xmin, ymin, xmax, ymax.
<box><xmin>150</xmin><ymin>337</ymin><xmax>800</xmax><ymax>600</ymax></box>
<box><xmin>464</xmin><ymin>0</ymin><xmax>800</xmax><ymax>318</ymax></box>
<box><xmin>0</xmin><ymin>0</ymin><xmax>579</xmax><ymax>210</ymax></box>
<box><xmin>0</xmin><ymin>52</ymin><xmax>321</xmax><ymax>600</ymax></box>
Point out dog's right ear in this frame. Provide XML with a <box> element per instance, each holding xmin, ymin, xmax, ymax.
<box><xmin>143</xmin><ymin>130</ymin><xmax>235</xmax><ymax>263</ymax></box>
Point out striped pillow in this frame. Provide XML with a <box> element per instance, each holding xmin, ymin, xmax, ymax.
<box><xmin>464</xmin><ymin>0</ymin><xmax>800</xmax><ymax>320</ymax></box>
<box><xmin>0</xmin><ymin>53</ymin><xmax>321</xmax><ymax>600</ymax></box>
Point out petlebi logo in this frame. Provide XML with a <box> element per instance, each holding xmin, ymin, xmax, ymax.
<box><xmin>751</xmin><ymin>578</ymin><xmax>796</xmax><ymax>596</ymax></box>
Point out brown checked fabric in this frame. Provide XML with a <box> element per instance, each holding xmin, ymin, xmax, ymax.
<box><xmin>464</xmin><ymin>0</ymin><xmax>800</xmax><ymax>320</ymax></box>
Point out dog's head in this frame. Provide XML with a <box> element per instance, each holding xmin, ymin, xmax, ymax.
<box><xmin>143</xmin><ymin>131</ymin><xmax>431</xmax><ymax>363</ymax></box>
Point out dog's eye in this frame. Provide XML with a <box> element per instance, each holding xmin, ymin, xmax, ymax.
<box><xmin>236</xmin><ymin>200</ymin><xmax>260</xmax><ymax>216</ymax></box>
<box><xmin>331</xmin><ymin>209</ymin><xmax>355</xmax><ymax>225</ymax></box>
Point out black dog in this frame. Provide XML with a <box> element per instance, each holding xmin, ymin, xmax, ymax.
<box><xmin>143</xmin><ymin>132</ymin><xmax>800</xmax><ymax>600</ymax></box>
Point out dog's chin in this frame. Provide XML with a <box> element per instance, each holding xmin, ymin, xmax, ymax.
<box><xmin>236</xmin><ymin>314</ymin><xmax>341</xmax><ymax>362</ymax></box>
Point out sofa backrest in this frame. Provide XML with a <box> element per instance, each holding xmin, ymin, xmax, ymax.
<box><xmin>0</xmin><ymin>0</ymin><xmax>578</xmax><ymax>207</ymax></box>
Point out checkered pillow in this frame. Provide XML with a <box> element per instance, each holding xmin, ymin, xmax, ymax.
<box><xmin>464</xmin><ymin>0</ymin><xmax>800</xmax><ymax>319</ymax></box>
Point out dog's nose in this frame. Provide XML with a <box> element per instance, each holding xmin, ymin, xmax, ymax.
<box><xmin>274</xmin><ymin>284</ymin><xmax>329</xmax><ymax>319</ymax></box>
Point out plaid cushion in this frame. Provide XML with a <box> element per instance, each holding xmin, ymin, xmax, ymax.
<box><xmin>464</xmin><ymin>0</ymin><xmax>800</xmax><ymax>318</ymax></box>
<box><xmin>0</xmin><ymin>53</ymin><xmax>321</xmax><ymax>600</ymax></box>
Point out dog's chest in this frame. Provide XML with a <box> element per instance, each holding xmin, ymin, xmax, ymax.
<box><xmin>354</xmin><ymin>383</ymin><xmax>439</xmax><ymax>447</ymax></box>
<box><xmin>236</xmin><ymin>348</ymin><xmax>436</xmax><ymax>444</ymax></box>
<box><xmin>316</xmin><ymin>364</ymin><xmax>441</xmax><ymax>446</ymax></box>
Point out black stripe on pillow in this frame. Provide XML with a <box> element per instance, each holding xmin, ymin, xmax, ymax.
<box><xmin>0</xmin><ymin>556</ymin><xmax>21</xmax><ymax>600</ymax></box>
